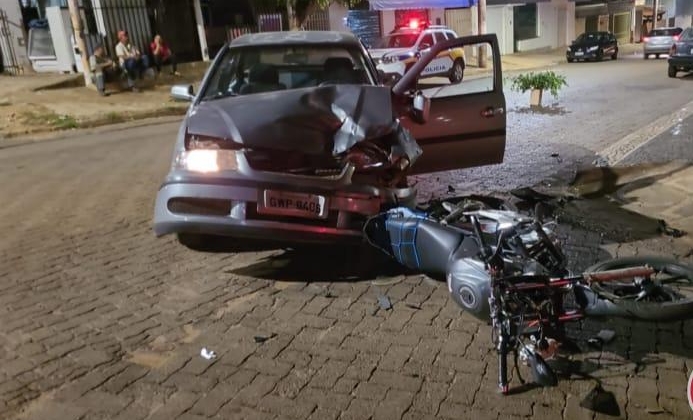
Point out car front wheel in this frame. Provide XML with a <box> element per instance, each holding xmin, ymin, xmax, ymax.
<box><xmin>448</xmin><ymin>59</ymin><xmax>465</xmax><ymax>84</ymax></box>
<box><xmin>611</xmin><ymin>49</ymin><xmax>618</xmax><ymax>60</ymax></box>
<box><xmin>668</xmin><ymin>65</ymin><xmax>677</xmax><ymax>78</ymax></box>
<box><xmin>567</xmin><ymin>57</ymin><xmax>574</xmax><ymax>63</ymax></box>
<box><xmin>596</xmin><ymin>48</ymin><xmax>604</xmax><ymax>61</ymax></box>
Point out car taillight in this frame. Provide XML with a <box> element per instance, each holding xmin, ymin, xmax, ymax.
<box><xmin>643</xmin><ymin>37</ymin><xmax>650</xmax><ymax>42</ymax></box>
<box><xmin>673</xmin><ymin>35</ymin><xmax>680</xmax><ymax>41</ymax></box>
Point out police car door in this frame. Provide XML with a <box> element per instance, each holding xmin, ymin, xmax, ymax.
<box><xmin>392</xmin><ymin>34</ymin><xmax>506</xmax><ymax>175</ymax></box>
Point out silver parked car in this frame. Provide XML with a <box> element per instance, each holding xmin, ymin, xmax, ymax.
<box><xmin>153</xmin><ymin>31</ymin><xmax>506</xmax><ymax>250</ymax></box>
<box><xmin>643</xmin><ymin>27</ymin><xmax>683</xmax><ymax>59</ymax></box>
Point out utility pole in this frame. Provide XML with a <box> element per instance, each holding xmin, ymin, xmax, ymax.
<box><xmin>67</xmin><ymin>0</ymin><xmax>93</xmax><ymax>87</ymax></box>
<box><xmin>477</xmin><ymin>0</ymin><xmax>487</xmax><ymax>68</ymax></box>
<box><xmin>651</xmin><ymin>0</ymin><xmax>659</xmax><ymax>29</ymax></box>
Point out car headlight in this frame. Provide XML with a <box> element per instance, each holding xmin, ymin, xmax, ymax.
<box><xmin>587</xmin><ymin>46</ymin><xmax>599</xmax><ymax>52</ymax></box>
<box><xmin>173</xmin><ymin>138</ymin><xmax>238</xmax><ymax>173</ymax></box>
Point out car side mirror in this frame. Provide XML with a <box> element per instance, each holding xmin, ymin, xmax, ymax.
<box><xmin>171</xmin><ymin>84</ymin><xmax>195</xmax><ymax>101</ymax></box>
<box><xmin>411</xmin><ymin>90</ymin><xmax>430</xmax><ymax>124</ymax></box>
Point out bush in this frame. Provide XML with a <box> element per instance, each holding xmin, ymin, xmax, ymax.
<box><xmin>509</xmin><ymin>71</ymin><xmax>568</xmax><ymax>97</ymax></box>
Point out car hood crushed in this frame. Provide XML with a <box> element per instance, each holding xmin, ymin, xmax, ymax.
<box><xmin>186</xmin><ymin>85</ymin><xmax>422</xmax><ymax>178</ymax></box>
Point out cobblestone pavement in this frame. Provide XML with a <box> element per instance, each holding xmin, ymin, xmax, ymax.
<box><xmin>1</xmin><ymin>119</ymin><xmax>693</xmax><ymax>420</ymax></box>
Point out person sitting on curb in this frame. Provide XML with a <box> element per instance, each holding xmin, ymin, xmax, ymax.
<box><xmin>89</xmin><ymin>44</ymin><xmax>114</xmax><ymax>97</ymax></box>
<box><xmin>150</xmin><ymin>34</ymin><xmax>180</xmax><ymax>76</ymax></box>
<box><xmin>115</xmin><ymin>30</ymin><xmax>149</xmax><ymax>92</ymax></box>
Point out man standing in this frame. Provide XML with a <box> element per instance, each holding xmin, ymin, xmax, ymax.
<box><xmin>89</xmin><ymin>44</ymin><xmax>113</xmax><ymax>96</ymax></box>
<box><xmin>150</xmin><ymin>34</ymin><xmax>180</xmax><ymax>76</ymax></box>
<box><xmin>115</xmin><ymin>30</ymin><xmax>149</xmax><ymax>92</ymax></box>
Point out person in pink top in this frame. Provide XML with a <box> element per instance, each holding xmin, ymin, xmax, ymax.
<box><xmin>150</xmin><ymin>34</ymin><xmax>180</xmax><ymax>76</ymax></box>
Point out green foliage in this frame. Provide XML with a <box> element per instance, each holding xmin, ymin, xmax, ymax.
<box><xmin>509</xmin><ymin>71</ymin><xmax>568</xmax><ymax>97</ymax></box>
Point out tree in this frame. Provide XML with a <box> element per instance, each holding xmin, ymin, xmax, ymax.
<box><xmin>256</xmin><ymin>0</ymin><xmax>359</xmax><ymax>31</ymax></box>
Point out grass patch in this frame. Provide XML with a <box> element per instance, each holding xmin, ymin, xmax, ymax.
<box><xmin>104</xmin><ymin>111</ymin><xmax>126</xmax><ymax>124</ymax></box>
<box><xmin>20</xmin><ymin>110</ymin><xmax>79</xmax><ymax>129</ymax></box>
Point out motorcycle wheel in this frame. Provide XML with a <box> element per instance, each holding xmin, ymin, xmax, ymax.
<box><xmin>577</xmin><ymin>256</ymin><xmax>693</xmax><ymax>322</ymax></box>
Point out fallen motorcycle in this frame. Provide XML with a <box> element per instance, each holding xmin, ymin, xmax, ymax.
<box><xmin>363</xmin><ymin>197</ymin><xmax>693</xmax><ymax>393</ymax></box>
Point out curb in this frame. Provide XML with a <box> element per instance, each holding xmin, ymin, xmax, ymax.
<box><xmin>598</xmin><ymin>98</ymin><xmax>693</xmax><ymax>165</ymax></box>
<box><xmin>0</xmin><ymin>115</ymin><xmax>184</xmax><ymax>150</ymax></box>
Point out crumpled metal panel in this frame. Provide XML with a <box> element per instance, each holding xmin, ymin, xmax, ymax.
<box><xmin>186</xmin><ymin>84</ymin><xmax>422</xmax><ymax>166</ymax></box>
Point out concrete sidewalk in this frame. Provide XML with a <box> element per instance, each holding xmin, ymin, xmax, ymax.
<box><xmin>2</xmin><ymin>45</ymin><xmax>645</xmax><ymax>140</ymax></box>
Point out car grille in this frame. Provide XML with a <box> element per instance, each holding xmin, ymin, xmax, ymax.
<box><xmin>244</xmin><ymin>150</ymin><xmax>345</xmax><ymax>177</ymax></box>
<box><xmin>168</xmin><ymin>198</ymin><xmax>232</xmax><ymax>216</ymax></box>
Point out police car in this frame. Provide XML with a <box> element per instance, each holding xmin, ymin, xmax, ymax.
<box><xmin>369</xmin><ymin>20</ymin><xmax>466</xmax><ymax>84</ymax></box>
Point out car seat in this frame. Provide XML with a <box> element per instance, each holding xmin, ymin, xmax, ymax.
<box><xmin>322</xmin><ymin>57</ymin><xmax>359</xmax><ymax>84</ymax></box>
<box><xmin>239</xmin><ymin>63</ymin><xmax>286</xmax><ymax>94</ymax></box>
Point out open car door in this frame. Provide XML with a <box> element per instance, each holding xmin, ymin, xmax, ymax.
<box><xmin>392</xmin><ymin>34</ymin><xmax>506</xmax><ymax>175</ymax></box>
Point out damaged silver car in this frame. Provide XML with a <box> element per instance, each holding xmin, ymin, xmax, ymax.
<box><xmin>153</xmin><ymin>31</ymin><xmax>506</xmax><ymax>249</ymax></box>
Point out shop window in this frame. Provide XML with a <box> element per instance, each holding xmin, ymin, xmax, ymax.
<box><xmin>514</xmin><ymin>4</ymin><xmax>538</xmax><ymax>41</ymax></box>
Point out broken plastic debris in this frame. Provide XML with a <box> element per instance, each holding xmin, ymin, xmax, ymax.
<box><xmin>254</xmin><ymin>333</ymin><xmax>277</xmax><ymax>343</ymax></box>
<box><xmin>657</xmin><ymin>219</ymin><xmax>686</xmax><ymax>238</ymax></box>
<box><xmin>200</xmin><ymin>347</ymin><xmax>217</xmax><ymax>360</ymax></box>
<box><xmin>596</xmin><ymin>329</ymin><xmax>615</xmax><ymax>343</ymax></box>
<box><xmin>377</xmin><ymin>295</ymin><xmax>392</xmax><ymax>310</ymax></box>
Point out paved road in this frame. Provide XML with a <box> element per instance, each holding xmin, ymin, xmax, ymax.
<box><xmin>1</xmin><ymin>61</ymin><xmax>693</xmax><ymax>420</ymax></box>
<box><xmin>621</xmin><ymin>112</ymin><xmax>693</xmax><ymax>166</ymax></box>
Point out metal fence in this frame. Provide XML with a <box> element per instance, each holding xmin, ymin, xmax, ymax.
<box><xmin>89</xmin><ymin>0</ymin><xmax>152</xmax><ymax>61</ymax></box>
<box><xmin>0</xmin><ymin>8</ymin><xmax>22</xmax><ymax>75</ymax></box>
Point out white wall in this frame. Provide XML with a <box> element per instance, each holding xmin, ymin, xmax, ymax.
<box><xmin>381</xmin><ymin>10</ymin><xmax>395</xmax><ymax>35</ymax></box>
<box><xmin>328</xmin><ymin>3</ymin><xmax>348</xmax><ymax>32</ymax></box>
<box><xmin>674</xmin><ymin>15</ymin><xmax>692</xmax><ymax>27</ymax></box>
<box><xmin>515</xmin><ymin>0</ymin><xmax>574</xmax><ymax>52</ymax></box>
<box><xmin>486</xmin><ymin>5</ymin><xmax>514</xmax><ymax>55</ymax></box>
<box><xmin>429</xmin><ymin>8</ymin><xmax>445</xmax><ymax>25</ymax></box>
<box><xmin>1</xmin><ymin>0</ymin><xmax>31</xmax><ymax>72</ymax></box>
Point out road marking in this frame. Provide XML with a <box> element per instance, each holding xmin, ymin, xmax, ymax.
<box><xmin>598</xmin><ymin>98</ymin><xmax>693</xmax><ymax>166</ymax></box>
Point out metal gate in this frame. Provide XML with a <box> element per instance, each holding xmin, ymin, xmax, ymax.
<box><xmin>346</xmin><ymin>10</ymin><xmax>381</xmax><ymax>49</ymax></box>
<box><xmin>90</xmin><ymin>0</ymin><xmax>152</xmax><ymax>61</ymax></box>
<box><xmin>0</xmin><ymin>8</ymin><xmax>22</xmax><ymax>75</ymax></box>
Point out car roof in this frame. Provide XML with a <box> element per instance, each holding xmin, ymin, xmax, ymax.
<box><xmin>230</xmin><ymin>31</ymin><xmax>363</xmax><ymax>47</ymax></box>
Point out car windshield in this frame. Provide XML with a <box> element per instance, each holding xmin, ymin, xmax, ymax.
<box><xmin>678</xmin><ymin>27</ymin><xmax>693</xmax><ymax>40</ymax></box>
<box><xmin>375</xmin><ymin>33</ymin><xmax>419</xmax><ymax>48</ymax></box>
<box><xmin>575</xmin><ymin>33</ymin><xmax>602</xmax><ymax>43</ymax></box>
<box><xmin>649</xmin><ymin>28</ymin><xmax>682</xmax><ymax>37</ymax></box>
<box><xmin>200</xmin><ymin>44</ymin><xmax>375</xmax><ymax>100</ymax></box>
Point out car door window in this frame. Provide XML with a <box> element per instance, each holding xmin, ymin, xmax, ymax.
<box><xmin>419</xmin><ymin>33</ymin><xmax>434</xmax><ymax>50</ymax></box>
<box><xmin>393</xmin><ymin>36</ymin><xmax>505</xmax><ymax>174</ymax></box>
<box><xmin>445</xmin><ymin>31</ymin><xmax>457</xmax><ymax>40</ymax></box>
<box><xmin>434</xmin><ymin>32</ymin><xmax>446</xmax><ymax>44</ymax></box>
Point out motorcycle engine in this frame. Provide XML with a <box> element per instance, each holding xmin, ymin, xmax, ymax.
<box><xmin>447</xmin><ymin>210</ymin><xmax>566</xmax><ymax>320</ymax></box>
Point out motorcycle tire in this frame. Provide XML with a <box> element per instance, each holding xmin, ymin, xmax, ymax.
<box><xmin>577</xmin><ymin>256</ymin><xmax>693</xmax><ymax>322</ymax></box>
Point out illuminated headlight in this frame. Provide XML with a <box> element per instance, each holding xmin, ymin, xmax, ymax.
<box><xmin>174</xmin><ymin>149</ymin><xmax>238</xmax><ymax>173</ymax></box>
<box><xmin>587</xmin><ymin>46</ymin><xmax>599</xmax><ymax>52</ymax></box>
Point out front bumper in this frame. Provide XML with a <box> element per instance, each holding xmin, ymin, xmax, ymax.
<box><xmin>153</xmin><ymin>172</ymin><xmax>417</xmax><ymax>245</ymax></box>
<box><xmin>566</xmin><ymin>49</ymin><xmax>600</xmax><ymax>60</ymax></box>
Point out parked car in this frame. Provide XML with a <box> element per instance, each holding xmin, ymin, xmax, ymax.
<box><xmin>368</xmin><ymin>21</ymin><xmax>466</xmax><ymax>83</ymax></box>
<box><xmin>643</xmin><ymin>27</ymin><xmax>683</xmax><ymax>59</ymax></box>
<box><xmin>566</xmin><ymin>31</ymin><xmax>618</xmax><ymax>62</ymax></box>
<box><xmin>153</xmin><ymin>31</ymin><xmax>506</xmax><ymax>249</ymax></box>
<box><xmin>668</xmin><ymin>26</ymin><xmax>693</xmax><ymax>77</ymax></box>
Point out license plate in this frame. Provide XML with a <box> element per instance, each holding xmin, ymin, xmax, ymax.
<box><xmin>574</xmin><ymin>51</ymin><xmax>584</xmax><ymax>56</ymax></box>
<box><xmin>258</xmin><ymin>190</ymin><xmax>328</xmax><ymax>219</ymax></box>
